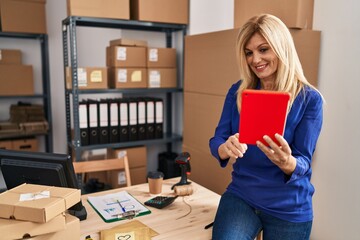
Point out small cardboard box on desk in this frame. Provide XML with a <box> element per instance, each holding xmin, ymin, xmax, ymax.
<box><xmin>0</xmin><ymin>183</ymin><xmax>80</xmax><ymax>239</ymax></box>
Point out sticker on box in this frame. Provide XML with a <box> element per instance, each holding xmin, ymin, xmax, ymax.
<box><xmin>117</xmin><ymin>47</ymin><xmax>127</xmax><ymax>61</ymax></box>
<box><xmin>117</xmin><ymin>69</ymin><xmax>127</xmax><ymax>83</ymax></box>
<box><xmin>149</xmin><ymin>49</ymin><xmax>159</xmax><ymax>62</ymax></box>
<box><xmin>149</xmin><ymin>70</ymin><xmax>161</xmax><ymax>88</ymax></box>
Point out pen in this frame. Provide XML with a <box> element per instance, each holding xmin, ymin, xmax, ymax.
<box><xmin>117</xmin><ymin>200</ymin><xmax>126</xmax><ymax>213</ymax></box>
<box><xmin>204</xmin><ymin>222</ymin><xmax>214</xmax><ymax>229</ymax></box>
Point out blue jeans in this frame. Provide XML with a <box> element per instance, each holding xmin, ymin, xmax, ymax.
<box><xmin>212</xmin><ymin>191</ymin><xmax>312</xmax><ymax>240</ymax></box>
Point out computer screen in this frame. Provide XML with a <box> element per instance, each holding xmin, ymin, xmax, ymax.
<box><xmin>0</xmin><ymin>149</ymin><xmax>87</xmax><ymax>220</ymax></box>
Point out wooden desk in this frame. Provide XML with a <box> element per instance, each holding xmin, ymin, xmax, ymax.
<box><xmin>80</xmin><ymin>178</ymin><xmax>220</xmax><ymax>240</ymax></box>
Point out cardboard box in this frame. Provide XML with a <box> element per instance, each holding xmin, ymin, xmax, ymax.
<box><xmin>12</xmin><ymin>138</ymin><xmax>38</xmax><ymax>152</ymax></box>
<box><xmin>234</xmin><ymin>0</ymin><xmax>314</xmax><ymax>29</ymax></box>
<box><xmin>147</xmin><ymin>48</ymin><xmax>177</xmax><ymax>68</ymax></box>
<box><xmin>0</xmin><ymin>213</ymin><xmax>66</xmax><ymax>240</ymax></box>
<box><xmin>67</xmin><ymin>0</ymin><xmax>129</xmax><ymax>20</ymax></box>
<box><xmin>183</xmin><ymin>144</ymin><xmax>232</xmax><ymax>195</ymax></box>
<box><xmin>0</xmin><ymin>0</ymin><xmax>47</xmax><ymax>34</ymax></box>
<box><xmin>107</xmin><ymin>46</ymin><xmax>147</xmax><ymax>67</ymax></box>
<box><xmin>148</xmin><ymin>68</ymin><xmax>177</xmax><ymax>88</ymax></box>
<box><xmin>108</xmin><ymin>68</ymin><xmax>147</xmax><ymax>89</ymax></box>
<box><xmin>184</xmin><ymin>28</ymin><xmax>239</xmax><ymax>96</ymax></box>
<box><xmin>290</xmin><ymin>29</ymin><xmax>321</xmax><ymax>87</ymax></box>
<box><xmin>28</xmin><ymin>214</ymin><xmax>80</xmax><ymax>240</ymax></box>
<box><xmin>0</xmin><ymin>140</ymin><xmax>12</xmax><ymax>150</ymax></box>
<box><xmin>183</xmin><ymin>92</ymin><xmax>225</xmax><ymax>154</ymax></box>
<box><xmin>0</xmin><ymin>183</ymin><xmax>80</xmax><ymax>223</ymax></box>
<box><xmin>0</xmin><ymin>64</ymin><xmax>34</xmax><ymax>96</ymax></box>
<box><xmin>110</xmin><ymin>38</ymin><xmax>147</xmax><ymax>47</ymax></box>
<box><xmin>66</xmin><ymin>67</ymin><xmax>108</xmax><ymax>90</ymax></box>
<box><xmin>184</xmin><ymin>28</ymin><xmax>320</xmax><ymax>95</ymax></box>
<box><xmin>107</xmin><ymin>146</ymin><xmax>147</xmax><ymax>168</ymax></box>
<box><xmin>130</xmin><ymin>0</ymin><xmax>189</xmax><ymax>24</ymax></box>
<box><xmin>110</xmin><ymin>166</ymin><xmax>147</xmax><ymax>188</ymax></box>
<box><xmin>0</xmin><ymin>49</ymin><xmax>21</xmax><ymax>65</ymax></box>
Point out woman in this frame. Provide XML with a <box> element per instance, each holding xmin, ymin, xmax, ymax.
<box><xmin>209</xmin><ymin>14</ymin><xmax>323</xmax><ymax>240</ymax></box>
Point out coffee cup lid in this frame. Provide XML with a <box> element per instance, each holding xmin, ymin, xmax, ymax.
<box><xmin>147</xmin><ymin>171</ymin><xmax>164</xmax><ymax>179</ymax></box>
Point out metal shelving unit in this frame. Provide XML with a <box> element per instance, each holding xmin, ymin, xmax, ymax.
<box><xmin>62</xmin><ymin>16</ymin><xmax>187</xmax><ymax>161</ymax></box>
<box><xmin>0</xmin><ymin>32</ymin><xmax>53</xmax><ymax>152</ymax></box>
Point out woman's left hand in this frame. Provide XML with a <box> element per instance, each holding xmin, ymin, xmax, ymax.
<box><xmin>256</xmin><ymin>133</ymin><xmax>296</xmax><ymax>175</ymax></box>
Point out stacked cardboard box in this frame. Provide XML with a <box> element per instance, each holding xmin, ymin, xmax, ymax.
<box><xmin>0</xmin><ymin>49</ymin><xmax>34</xmax><ymax>96</ymax></box>
<box><xmin>183</xmin><ymin>1</ymin><xmax>320</xmax><ymax>194</ymax></box>
<box><xmin>67</xmin><ymin>0</ymin><xmax>130</xmax><ymax>20</ymax></box>
<box><xmin>0</xmin><ymin>0</ymin><xmax>47</xmax><ymax>34</ymax></box>
<box><xmin>0</xmin><ymin>184</ymin><xmax>80</xmax><ymax>239</ymax></box>
<box><xmin>66</xmin><ymin>67</ymin><xmax>108</xmax><ymax>90</ymax></box>
<box><xmin>147</xmin><ymin>48</ymin><xmax>177</xmax><ymax>88</ymax></box>
<box><xmin>130</xmin><ymin>0</ymin><xmax>189</xmax><ymax>24</ymax></box>
<box><xmin>107</xmin><ymin>39</ymin><xmax>148</xmax><ymax>89</ymax></box>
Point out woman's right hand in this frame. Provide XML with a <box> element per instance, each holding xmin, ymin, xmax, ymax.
<box><xmin>218</xmin><ymin>133</ymin><xmax>248</xmax><ymax>160</ymax></box>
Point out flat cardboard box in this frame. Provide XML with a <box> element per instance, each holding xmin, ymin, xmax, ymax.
<box><xmin>148</xmin><ymin>68</ymin><xmax>177</xmax><ymax>88</ymax></box>
<box><xmin>130</xmin><ymin>0</ymin><xmax>189</xmax><ymax>24</ymax></box>
<box><xmin>184</xmin><ymin>28</ymin><xmax>320</xmax><ymax>95</ymax></box>
<box><xmin>67</xmin><ymin>0</ymin><xmax>129</xmax><ymax>20</ymax></box>
<box><xmin>0</xmin><ymin>0</ymin><xmax>47</xmax><ymax>34</ymax></box>
<box><xmin>0</xmin><ymin>183</ymin><xmax>80</xmax><ymax>223</ymax></box>
<box><xmin>108</xmin><ymin>67</ymin><xmax>147</xmax><ymax>88</ymax></box>
<box><xmin>0</xmin><ymin>140</ymin><xmax>12</xmax><ymax>150</ymax></box>
<box><xmin>234</xmin><ymin>0</ymin><xmax>314</xmax><ymax>29</ymax></box>
<box><xmin>12</xmin><ymin>138</ymin><xmax>38</xmax><ymax>152</ymax></box>
<box><xmin>0</xmin><ymin>49</ymin><xmax>22</xmax><ymax>65</ymax></box>
<box><xmin>183</xmin><ymin>92</ymin><xmax>225</xmax><ymax>155</ymax></box>
<box><xmin>27</xmin><ymin>214</ymin><xmax>80</xmax><ymax>240</ymax></box>
<box><xmin>66</xmin><ymin>67</ymin><xmax>108</xmax><ymax>90</ymax></box>
<box><xmin>290</xmin><ymin>29</ymin><xmax>321</xmax><ymax>87</ymax></box>
<box><xmin>109</xmin><ymin>38</ymin><xmax>147</xmax><ymax>47</ymax></box>
<box><xmin>0</xmin><ymin>213</ymin><xmax>66</xmax><ymax>240</ymax></box>
<box><xmin>107</xmin><ymin>46</ymin><xmax>147</xmax><ymax>67</ymax></box>
<box><xmin>0</xmin><ymin>64</ymin><xmax>34</xmax><ymax>96</ymax></box>
<box><xmin>182</xmin><ymin>144</ymin><xmax>232</xmax><ymax>195</ymax></box>
<box><xmin>147</xmin><ymin>48</ymin><xmax>177</xmax><ymax>68</ymax></box>
<box><xmin>110</xmin><ymin>166</ymin><xmax>147</xmax><ymax>188</ymax></box>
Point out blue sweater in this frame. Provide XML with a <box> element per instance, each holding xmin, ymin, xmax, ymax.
<box><xmin>209</xmin><ymin>81</ymin><xmax>323</xmax><ymax>222</ymax></box>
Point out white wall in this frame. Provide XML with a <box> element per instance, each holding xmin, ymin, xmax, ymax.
<box><xmin>1</xmin><ymin>0</ymin><xmax>359</xmax><ymax>238</ymax></box>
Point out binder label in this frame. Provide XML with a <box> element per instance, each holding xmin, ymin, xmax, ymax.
<box><xmin>120</xmin><ymin>103</ymin><xmax>128</xmax><ymax>126</ymax></box>
<box><xmin>138</xmin><ymin>102</ymin><xmax>146</xmax><ymax>124</ymax></box>
<box><xmin>129</xmin><ymin>102</ymin><xmax>137</xmax><ymax>125</ymax></box>
<box><xmin>79</xmin><ymin>104</ymin><xmax>88</xmax><ymax>128</ymax></box>
<box><xmin>155</xmin><ymin>101</ymin><xmax>163</xmax><ymax>123</ymax></box>
<box><xmin>110</xmin><ymin>103</ymin><xmax>118</xmax><ymax>126</ymax></box>
<box><xmin>89</xmin><ymin>104</ymin><xmax>98</xmax><ymax>127</ymax></box>
<box><xmin>99</xmin><ymin>103</ymin><xmax>108</xmax><ymax>127</ymax></box>
<box><xmin>147</xmin><ymin>102</ymin><xmax>154</xmax><ymax>124</ymax></box>
<box><xmin>117</xmin><ymin>69</ymin><xmax>127</xmax><ymax>83</ymax></box>
<box><xmin>116</xmin><ymin>47</ymin><xmax>127</xmax><ymax>61</ymax></box>
<box><xmin>149</xmin><ymin>70</ymin><xmax>161</xmax><ymax>88</ymax></box>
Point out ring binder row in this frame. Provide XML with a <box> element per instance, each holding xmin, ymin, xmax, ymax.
<box><xmin>78</xmin><ymin>97</ymin><xmax>164</xmax><ymax>146</ymax></box>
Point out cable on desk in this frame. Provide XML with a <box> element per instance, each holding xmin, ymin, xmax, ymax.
<box><xmin>176</xmin><ymin>196</ymin><xmax>192</xmax><ymax>220</ymax></box>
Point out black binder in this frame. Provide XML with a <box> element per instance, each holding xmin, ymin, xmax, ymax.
<box><xmin>79</xmin><ymin>100</ymin><xmax>89</xmax><ymax>146</ymax></box>
<box><xmin>154</xmin><ymin>98</ymin><xmax>164</xmax><ymax>139</ymax></box>
<box><xmin>137</xmin><ymin>97</ymin><xmax>146</xmax><ymax>140</ymax></box>
<box><xmin>87</xmin><ymin>99</ymin><xmax>99</xmax><ymax>145</ymax></box>
<box><xmin>119</xmin><ymin>98</ymin><xmax>130</xmax><ymax>142</ymax></box>
<box><xmin>108</xmin><ymin>98</ymin><xmax>120</xmax><ymax>143</ymax></box>
<box><xmin>98</xmin><ymin>99</ymin><xmax>109</xmax><ymax>144</ymax></box>
<box><xmin>145</xmin><ymin>97</ymin><xmax>155</xmax><ymax>139</ymax></box>
<box><xmin>128</xmin><ymin>98</ymin><xmax>138</xmax><ymax>141</ymax></box>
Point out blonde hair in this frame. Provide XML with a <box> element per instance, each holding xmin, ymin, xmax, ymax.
<box><xmin>236</xmin><ymin>14</ymin><xmax>319</xmax><ymax>111</ymax></box>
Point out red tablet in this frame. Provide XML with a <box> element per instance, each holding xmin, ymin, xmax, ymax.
<box><xmin>238</xmin><ymin>89</ymin><xmax>291</xmax><ymax>146</ymax></box>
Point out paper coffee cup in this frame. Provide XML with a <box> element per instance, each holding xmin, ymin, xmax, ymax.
<box><xmin>147</xmin><ymin>171</ymin><xmax>164</xmax><ymax>195</ymax></box>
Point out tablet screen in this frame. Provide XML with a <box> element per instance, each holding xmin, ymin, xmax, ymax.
<box><xmin>238</xmin><ymin>89</ymin><xmax>290</xmax><ymax>145</ymax></box>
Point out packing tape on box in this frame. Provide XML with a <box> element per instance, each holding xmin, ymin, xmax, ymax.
<box><xmin>174</xmin><ymin>185</ymin><xmax>193</xmax><ymax>196</ymax></box>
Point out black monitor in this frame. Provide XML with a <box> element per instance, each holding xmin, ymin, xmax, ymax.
<box><xmin>0</xmin><ymin>149</ymin><xmax>87</xmax><ymax>220</ymax></box>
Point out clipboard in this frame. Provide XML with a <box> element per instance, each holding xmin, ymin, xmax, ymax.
<box><xmin>87</xmin><ymin>191</ymin><xmax>151</xmax><ymax>223</ymax></box>
<box><xmin>238</xmin><ymin>89</ymin><xmax>290</xmax><ymax>145</ymax></box>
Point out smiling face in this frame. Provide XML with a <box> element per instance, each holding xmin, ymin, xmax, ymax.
<box><xmin>244</xmin><ymin>32</ymin><xmax>279</xmax><ymax>89</ymax></box>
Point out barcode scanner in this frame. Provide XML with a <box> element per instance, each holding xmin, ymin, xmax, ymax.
<box><xmin>171</xmin><ymin>152</ymin><xmax>191</xmax><ymax>189</ymax></box>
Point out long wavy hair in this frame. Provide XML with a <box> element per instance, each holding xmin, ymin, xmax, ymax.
<box><xmin>236</xmin><ymin>14</ymin><xmax>320</xmax><ymax>111</ymax></box>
